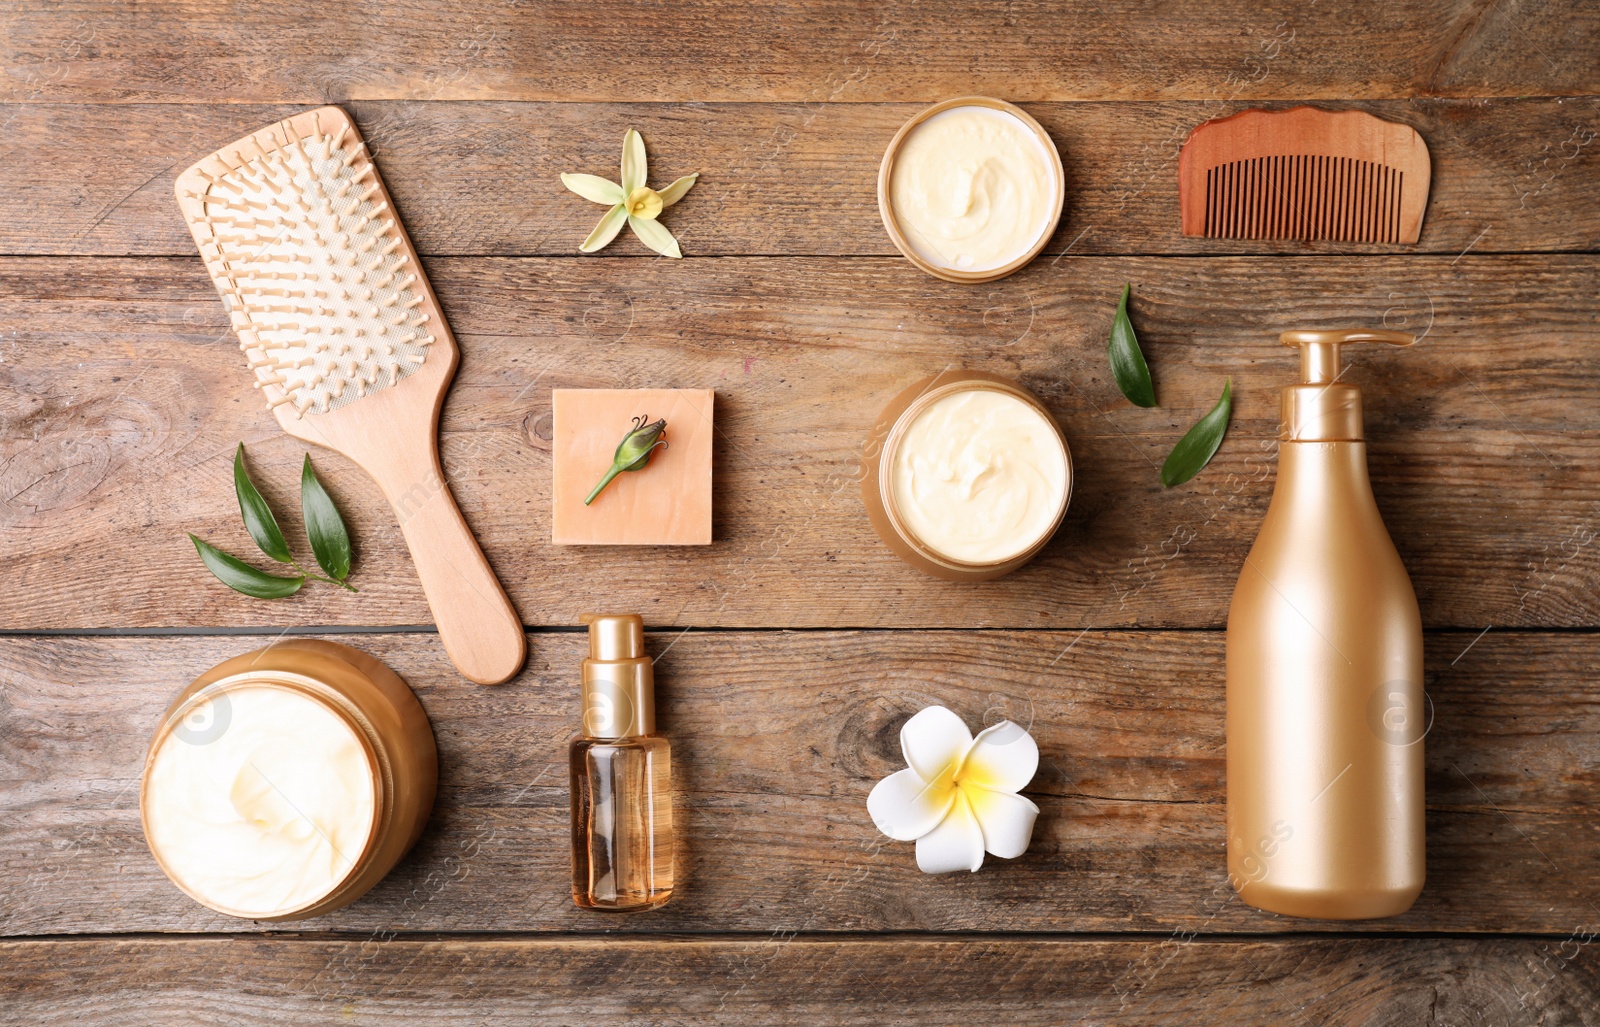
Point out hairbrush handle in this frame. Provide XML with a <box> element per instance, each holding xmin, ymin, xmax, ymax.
<box><xmin>367</xmin><ymin>442</ymin><xmax>527</xmax><ymax>685</ymax></box>
<box><xmin>176</xmin><ymin>103</ymin><xmax>525</xmax><ymax>684</ymax></box>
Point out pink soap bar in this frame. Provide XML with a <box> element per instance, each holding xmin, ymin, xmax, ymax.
<box><xmin>551</xmin><ymin>388</ymin><xmax>714</xmax><ymax>545</ymax></box>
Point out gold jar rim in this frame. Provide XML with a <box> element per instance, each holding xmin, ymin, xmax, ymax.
<box><xmin>862</xmin><ymin>370</ymin><xmax>1074</xmax><ymax>581</ymax></box>
<box><xmin>877</xmin><ymin>96</ymin><xmax>1067</xmax><ymax>284</ymax></box>
<box><xmin>139</xmin><ymin>639</ymin><xmax>437</xmax><ymax>922</ymax></box>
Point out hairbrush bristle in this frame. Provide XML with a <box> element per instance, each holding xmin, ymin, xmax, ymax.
<box><xmin>192</xmin><ymin>129</ymin><xmax>431</xmax><ymax>416</ymax></box>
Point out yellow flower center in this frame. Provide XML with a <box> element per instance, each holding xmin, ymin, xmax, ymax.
<box><xmin>626</xmin><ymin>186</ymin><xmax>663</xmax><ymax>221</ymax></box>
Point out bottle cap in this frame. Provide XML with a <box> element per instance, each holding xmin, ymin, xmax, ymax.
<box><xmin>585</xmin><ymin>611</ymin><xmax>644</xmax><ymax>661</ymax></box>
<box><xmin>578</xmin><ymin>614</ymin><xmax>655</xmax><ymax>739</ymax></box>
<box><xmin>1279</xmin><ymin>329</ymin><xmax>1413</xmax><ymax>442</ymax></box>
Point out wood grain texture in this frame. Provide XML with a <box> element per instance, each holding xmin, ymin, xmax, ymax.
<box><xmin>4</xmin><ymin>1</ymin><xmax>1597</xmax><ymax>104</ymax></box>
<box><xmin>3</xmin><ymin>934</ymin><xmax>1598</xmax><ymax>1026</ymax></box>
<box><xmin>3</xmin><ymin>630</ymin><xmax>1597</xmax><ymax>936</ymax></box>
<box><xmin>3</xmin><ymin>0</ymin><xmax>1596</xmax><ymax>1015</ymax></box>
<box><xmin>2</xmin><ymin>98</ymin><xmax>1596</xmax><ymax>257</ymax></box>
<box><xmin>3</xmin><ymin>254</ymin><xmax>1597</xmax><ymax>631</ymax></box>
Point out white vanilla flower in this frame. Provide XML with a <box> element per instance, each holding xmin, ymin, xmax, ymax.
<box><xmin>867</xmin><ymin>705</ymin><xmax>1040</xmax><ymax>873</ymax></box>
<box><xmin>560</xmin><ymin>129</ymin><xmax>698</xmax><ymax>258</ymax></box>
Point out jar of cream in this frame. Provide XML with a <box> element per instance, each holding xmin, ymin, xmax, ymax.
<box><xmin>140</xmin><ymin>640</ymin><xmax>437</xmax><ymax>921</ymax></box>
<box><xmin>878</xmin><ymin>97</ymin><xmax>1065</xmax><ymax>283</ymax></box>
<box><xmin>862</xmin><ymin>371</ymin><xmax>1073</xmax><ymax>581</ymax></box>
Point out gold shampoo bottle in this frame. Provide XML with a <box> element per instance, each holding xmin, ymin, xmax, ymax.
<box><xmin>1226</xmin><ymin>329</ymin><xmax>1424</xmax><ymax>919</ymax></box>
<box><xmin>570</xmin><ymin>613</ymin><xmax>673</xmax><ymax>911</ymax></box>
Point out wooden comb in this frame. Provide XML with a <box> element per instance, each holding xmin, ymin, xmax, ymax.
<box><xmin>175</xmin><ymin>106</ymin><xmax>526</xmax><ymax>685</ymax></box>
<box><xmin>1179</xmin><ymin>107</ymin><xmax>1430</xmax><ymax>243</ymax></box>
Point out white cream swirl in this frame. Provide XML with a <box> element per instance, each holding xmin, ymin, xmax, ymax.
<box><xmin>891</xmin><ymin>388</ymin><xmax>1068</xmax><ymax>564</ymax></box>
<box><xmin>889</xmin><ymin>105</ymin><xmax>1057</xmax><ymax>272</ymax></box>
<box><xmin>143</xmin><ymin>683</ymin><xmax>376</xmax><ymax>918</ymax></box>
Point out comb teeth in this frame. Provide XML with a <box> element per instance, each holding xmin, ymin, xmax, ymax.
<box><xmin>1203</xmin><ymin>156</ymin><xmax>1405</xmax><ymax>243</ymax></box>
<box><xmin>191</xmin><ymin>126</ymin><xmax>431</xmax><ymax>417</ymax></box>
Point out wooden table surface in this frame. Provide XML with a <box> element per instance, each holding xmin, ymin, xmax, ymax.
<box><xmin>4</xmin><ymin>2</ymin><xmax>1599</xmax><ymax>1023</ymax></box>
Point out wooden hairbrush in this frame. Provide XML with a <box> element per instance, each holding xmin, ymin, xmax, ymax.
<box><xmin>175</xmin><ymin>106</ymin><xmax>526</xmax><ymax>685</ymax></box>
<box><xmin>1179</xmin><ymin>107</ymin><xmax>1430</xmax><ymax>243</ymax></box>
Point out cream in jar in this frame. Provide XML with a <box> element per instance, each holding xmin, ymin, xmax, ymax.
<box><xmin>142</xmin><ymin>683</ymin><xmax>377</xmax><ymax>918</ymax></box>
<box><xmin>890</xmin><ymin>387</ymin><xmax>1069</xmax><ymax>564</ymax></box>
<box><xmin>889</xmin><ymin>105</ymin><xmax>1058</xmax><ymax>273</ymax></box>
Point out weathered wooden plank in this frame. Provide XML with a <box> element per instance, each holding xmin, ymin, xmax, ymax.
<box><xmin>3</xmin><ymin>1</ymin><xmax>1595</xmax><ymax>104</ymax></box>
<box><xmin>3</xmin><ymin>254</ymin><xmax>1596</xmax><ymax>631</ymax></box>
<box><xmin>3</xmin><ymin>98</ymin><xmax>1598</xmax><ymax>257</ymax></box>
<box><xmin>2</xmin><ymin>630</ymin><xmax>1597</xmax><ymax>935</ymax></box>
<box><xmin>3</xmin><ymin>934</ymin><xmax>1597</xmax><ymax>1026</ymax></box>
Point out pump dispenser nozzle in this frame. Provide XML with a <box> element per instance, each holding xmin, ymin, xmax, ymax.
<box><xmin>578</xmin><ymin>613</ymin><xmax>654</xmax><ymax>739</ymax></box>
<box><xmin>1282</xmin><ymin>329</ymin><xmax>1414</xmax><ymax>384</ymax></box>
<box><xmin>1278</xmin><ymin>329</ymin><xmax>1414</xmax><ymax>441</ymax></box>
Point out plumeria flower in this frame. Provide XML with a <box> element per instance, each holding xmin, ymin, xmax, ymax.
<box><xmin>868</xmin><ymin>706</ymin><xmax>1040</xmax><ymax>873</ymax></box>
<box><xmin>561</xmin><ymin>129</ymin><xmax>698</xmax><ymax>258</ymax></box>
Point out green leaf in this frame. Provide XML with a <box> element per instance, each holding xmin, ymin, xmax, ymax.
<box><xmin>1108</xmin><ymin>283</ymin><xmax>1157</xmax><ymax>408</ymax></box>
<box><xmin>1161</xmin><ymin>378</ymin><xmax>1233</xmax><ymax>488</ymax></box>
<box><xmin>301</xmin><ymin>455</ymin><xmax>352</xmax><ymax>581</ymax></box>
<box><xmin>232</xmin><ymin>443</ymin><xmax>293</xmax><ymax>563</ymax></box>
<box><xmin>189</xmin><ymin>534</ymin><xmax>304</xmax><ymax>598</ymax></box>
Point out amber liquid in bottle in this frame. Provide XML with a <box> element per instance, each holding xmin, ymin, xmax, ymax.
<box><xmin>570</xmin><ymin>613</ymin><xmax>674</xmax><ymax>911</ymax></box>
<box><xmin>570</xmin><ymin>736</ymin><xmax>673</xmax><ymax>910</ymax></box>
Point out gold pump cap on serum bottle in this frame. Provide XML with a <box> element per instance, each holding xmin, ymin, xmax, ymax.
<box><xmin>579</xmin><ymin>613</ymin><xmax>656</xmax><ymax>740</ymax></box>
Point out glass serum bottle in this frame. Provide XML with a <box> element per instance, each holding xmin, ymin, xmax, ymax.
<box><xmin>570</xmin><ymin>613</ymin><xmax>673</xmax><ymax>911</ymax></box>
